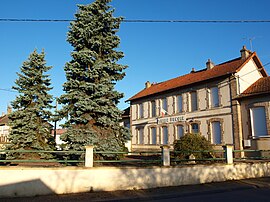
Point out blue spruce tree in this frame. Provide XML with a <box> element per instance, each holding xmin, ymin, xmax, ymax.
<box><xmin>59</xmin><ymin>0</ymin><xmax>130</xmax><ymax>155</ymax></box>
<box><xmin>8</xmin><ymin>50</ymin><xmax>54</xmax><ymax>159</ymax></box>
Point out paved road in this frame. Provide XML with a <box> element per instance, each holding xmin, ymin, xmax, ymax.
<box><xmin>2</xmin><ymin>177</ymin><xmax>270</xmax><ymax>202</ymax></box>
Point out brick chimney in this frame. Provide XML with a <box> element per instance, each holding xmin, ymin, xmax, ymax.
<box><xmin>206</xmin><ymin>59</ymin><xmax>214</xmax><ymax>70</ymax></box>
<box><xmin>145</xmin><ymin>81</ymin><xmax>151</xmax><ymax>89</ymax></box>
<box><xmin>240</xmin><ymin>46</ymin><xmax>251</xmax><ymax>60</ymax></box>
<box><xmin>7</xmin><ymin>105</ymin><xmax>12</xmax><ymax>115</ymax></box>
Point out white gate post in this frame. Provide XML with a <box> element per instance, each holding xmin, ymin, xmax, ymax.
<box><xmin>161</xmin><ymin>145</ymin><xmax>170</xmax><ymax>166</ymax></box>
<box><xmin>223</xmin><ymin>145</ymin><xmax>234</xmax><ymax>165</ymax></box>
<box><xmin>85</xmin><ymin>145</ymin><xmax>94</xmax><ymax>167</ymax></box>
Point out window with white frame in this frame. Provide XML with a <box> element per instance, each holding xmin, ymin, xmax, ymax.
<box><xmin>190</xmin><ymin>91</ymin><xmax>198</xmax><ymax>111</ymax></box>
<box><xmin>162</xmin><ymin>126</ymin><xmax>168</xmax><ymax>145</ymax></box>
<box><xmin>151</xmin><ymin>100</ymin><xmax>156</xmax><ymax>117</ymax></box>
<box><xmin>176</xmin><ymin>125</ymin><xmax>184</xmax><ymax>139</ymax></box>
<box><xmin>250</xmin><ymin>107</ymin><xmax>268</xmax><ymax>137</ymax></box>
<box><xmin>211</xmin><ymin>121</ymin><xmax>222</xmax><ymax>144</ymax></box>
<box><xmin>210</xmin><ymin>87</ymin><xmax>219</xmax><ymax>108</ymax></box>
<box><xmin>191</xmin><ymin>123</ymin><xmax>199</xmax><ymax>134</ymax></box>
<box><xmin>150</xmin><ymin>127</ymin><xmax>157</xmax><ymax>144</ymax></box>
<box><xmin>137</xmin><ymin>127</ymin><xmax>144</xmax><ymax>144</ymax></box>
<box><xmin>177</xmin><ymin>95</ymin><xmax>183</xmax><ymax>113</ymax></box>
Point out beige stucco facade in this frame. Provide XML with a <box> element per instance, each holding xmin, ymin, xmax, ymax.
<box><xmin>128</xmin><ymin>47</ymin><xmax>268</xmax><ymax>152</ymax></box>
<box><xmin>239</xmin><ymin>95</ymin><xmax>270</xmax><ymax>152</ymax></box>
<box><xmin>130</xmin><ymin>77</ymin><xmax>235</xmax><ymax>151</ymax></box>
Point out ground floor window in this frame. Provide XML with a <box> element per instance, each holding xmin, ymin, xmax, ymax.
<box><xmin>211</xmin><ymin>121</ymin><xmax>222</xmax><ymax>144</ymax></box>
<box><xmin>150</xmin><ymin>127</ymin><xmax>157</xmax><ymax>144</ymax></box>
<box><xmin>190</xmin><ymin>123</ymin><xmax>199</xmax><ymax>134</ymax></box>
<box><xmin>250</xmin><ymin>107</ymin><xmax>268</xmax><ymax>137</ymax></box>
<box><xmin>137</xmin><ymin>127</ymin><xmax>144</xmax><ymax>144</ymax></box>
<box><xmin>176</xmin><ymin>125</ymin><xmax>184</xmax><ymax>139</ymax></box>
<box><xmin>162</xmin><ymin>126</ymin><xmax>168</xmax><ymax>145</ymax></box>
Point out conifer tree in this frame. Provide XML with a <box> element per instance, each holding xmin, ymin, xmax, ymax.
<box><xmin>8</xmin><ymin>50</ymin><xmax>54</xmax><ymax>158</ymax></box>
<box><xmin>59</xmin><ymin>0</ymin><xmax>129</xmax><ymax>153</ymax></box>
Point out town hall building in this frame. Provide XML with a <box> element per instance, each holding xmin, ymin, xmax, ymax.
<box><xmin>127</xmin><ymin>46</ymin><xmax>269</xmax><ymax>152</ymax></box>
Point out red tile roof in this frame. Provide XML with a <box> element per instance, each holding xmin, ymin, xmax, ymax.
<box><xmin>0</xmin><ymin>114</ymin><xmax>9</xmax><ymax>126</ymax></box>
<box><xmin>239</xmin><ymin>77</ymin><xmax>270</xmax><ymax>98</ymax></box>
<box><xmin>128</xmin><ymin>52</ymin><xmax>265</xmax><ymax>101</ymax></box>
<box><xmin>51</xmin><ymin>129</ymin><xmax>67</xmax><ymax>135</ymax></box>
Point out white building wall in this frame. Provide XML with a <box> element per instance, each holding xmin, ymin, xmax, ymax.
<box><xmin>0</xmin><ymin>125</ymin><xmax>10</xmax><ymax>144</ymax></box>
<box><xmin>0</xmin><ymin>126</ymin><xmax>9</xmax><ymax>136</ymax></box>
<box><xmin>236</xmin><ymin>59</ymin><xmax>262</xmax><ymax>94</ymax></box>
<box><xmin>1</xmin><ymin>162</ymin><xmax>270</xmax><ymax>198</ymax></box>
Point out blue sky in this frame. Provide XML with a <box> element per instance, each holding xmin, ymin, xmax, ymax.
<box><xmin>1</xmin><ymin>0</ymin><xmax>270</xmax><ymax>116</ymax></box>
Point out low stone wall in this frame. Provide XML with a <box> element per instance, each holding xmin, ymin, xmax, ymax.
<box><xmin>1</xmin><ymin>162</ymin><xmax>270</xmax><ymax>198</ymax></box>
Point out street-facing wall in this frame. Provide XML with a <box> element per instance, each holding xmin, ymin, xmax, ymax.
<box><xmin>1</xmin><ymin>162</ymin><xmax>270</xmax><ymax>198</ymax></box>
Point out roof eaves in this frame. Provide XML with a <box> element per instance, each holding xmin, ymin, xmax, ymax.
<box><xmin>128</xmin><ymin>73</ymin><xmax>233</xmax><ymax>102</ymax></box>
<box><xmin>253</xmin><ymin>53</ymin><xmax>268</xmax><ymax>77</ymax></box>
<box><xmin>236</xmin><ymin>90</ymin><xmax>270</xmax><ymax>100</ymax></box>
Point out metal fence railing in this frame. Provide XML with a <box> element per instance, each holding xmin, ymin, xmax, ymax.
<box><xmin>0</xmin><ymin>150</ymin><xmax>85</xmax><ymax>164</ymax></box>
<box><xmin>1</xmin><ymin>147</ymin><xmax>270</xmax><ymax>167</ymax></box>
<box><xmin>93</xmin><ymin>151</ymin><xmax>162</xmax><ymax>166</ymax></box>
<box><xmin>171</xmin><ymin>150</ymin><xmax>226</xmax><ymax>164</ymax></box>
<box><xmin>233</xmin><ymin>149</ymin><xmax>270</xmax><ymax>161</ymax></box>
<box><xmin>0</xmin><ymin>149</ymin><xmax>163</xmax><ymax>166</ymax></box>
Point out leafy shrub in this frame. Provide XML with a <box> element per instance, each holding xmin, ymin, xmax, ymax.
<box><xmin>173</xmin><ymin>133</ymin><xmax>214</xmax><ymax>160</ymax></box>
<box><xmin>0</xmin><ymin>153</ymin><xmax>6</xmax><ymax>160</ymax></box>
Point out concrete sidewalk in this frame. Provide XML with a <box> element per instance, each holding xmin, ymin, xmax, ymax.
<box><xmin>2</xmin><ymin>177</ymin><xmax>270</xmax><ymax>202</ymax></box>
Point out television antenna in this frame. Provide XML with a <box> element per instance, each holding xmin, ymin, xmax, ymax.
<box><xmin>242</xmin><ymin>37</ymin><xmax>256</xmax><ymax>51</ymax></box>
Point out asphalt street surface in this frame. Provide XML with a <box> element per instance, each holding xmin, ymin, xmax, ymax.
<box><xmin>2</xmin><ymin>177</ymin><xmax>270</xmax><ymax>202</ymax></box>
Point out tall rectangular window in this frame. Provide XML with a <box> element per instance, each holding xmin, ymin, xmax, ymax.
<box><xmin>139</xmin><ymin>103</ymin><xmax>144</xmax><ymax>119</ymax></box>
<box><xmin>190</xmin><ymin>91</ymin><xmax>198</xmax><ymax>111</ymax></box>
<box><xmin>191</xmin><ymin>123</ymin><xmax>199</xmax><ymax>134</ymax></box>
<box><xmin>160</xmin><ymin>98</ymin><xmax>168</xmax><ymax>116</ymax></box>
<box><xmin>162</xmin><ymin>126</ymin><xmax>168</xmax><ymax>145</ymax></box>
<box><xmin>210</xmin><ymin>87</ymin><xmax>219</xmax><ymax>108</ymax></box>
<box><xmin>177</xmin><ymin>95</ymin><xmax>183</xmax><ymax>113</ymax></box>
<box><xmin>138</xmin><ymin>128</ymin><xmax>144</xmax><ymax>144</ymax></box>
<box><xmin>211</xmin><ymin>121</ymin><xmax>222</xmax><ymax>144</ymax></box>
<box><xmin>150</xmin><ymin>127</ymin><xmax>157</xmax><ymax>144</ymax></box>
<box><xmin>250</xmin><ymin>107</ymin><xmax>268</xmax><ymax>137</ymax></box>
<box><xmin>177</xmin><ymin>125</ymin><xmax>184</xmax><ymax>139</ymax></box>
<box><xmin>151</xmin><ymin>101</ymin><xmax>156</xmax><ymax>117</ymax></box>
<box><xmin>162</xmin><ymin>98</ymin><xmax>168</xmax><ymax>112</ymax></box>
